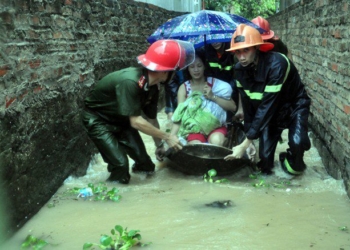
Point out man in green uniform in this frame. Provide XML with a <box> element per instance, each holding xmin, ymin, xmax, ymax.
<box><xmin>82</xmin><ymin>40</ymin><xmax>195</xmax><ymax>184</ymax></box>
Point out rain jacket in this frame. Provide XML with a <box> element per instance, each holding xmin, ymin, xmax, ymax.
<box><xmin>269</xmin><ymin>39</ymin><xmax>289</xmax><ymax>56</ymax></box>
<box><xmin>234</xmin><ymin>52</ymin><xmax>311</xmax><ymax>140</ymax></box>
<box><xmin>200</xmin><ymin>42</ymin><xmax>235</xmax><ymax>83</ymax></box>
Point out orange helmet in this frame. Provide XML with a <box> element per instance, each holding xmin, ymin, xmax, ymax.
<box><xmin>137</xmin><ymin>40</ymin><xmax>195</xmax><ymax>71</ymax></box>
<box><xmin>251</xmin><ymin>16</ymin><xmax>275</xmax><ymax>40</ymax></box>
<box><xmin>226</xmin><ymin>24</ymin><xmax>274</xmax><ymax>53</ymax></box>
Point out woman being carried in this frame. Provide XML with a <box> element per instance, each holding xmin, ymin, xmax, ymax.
<box><xmin>170</xmin><ymin>52</ymin><xmax>236</xmax><ymax>146</ymax></box>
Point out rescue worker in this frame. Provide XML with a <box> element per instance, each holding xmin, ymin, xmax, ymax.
<box><xmin>224</xmin><ymin>24</ymin><xmax>311</xmax><ymax>175</ymax></box>
<box><xmin>198</xmin><ymin>42</ymin><xmax>239</xmax><ymax>107</ymax></box>
<box><xmin>82</xmin><ymin>40</ymin><xmax>195</xmax><ymax>184</ymax></box>
<box><xmin>251</xmin><ymin>16</ymin><xmax>291</xmax><ymax>59</ymax></box>
<box><xmin>202</xmin><ymin>42</ymin><xmax>235</xmax><ymax>83</ymax></box>
<box><xmin>234</xmin><ymin>17</ymin><xmax>292</xmax><ymax>131</ymax></box>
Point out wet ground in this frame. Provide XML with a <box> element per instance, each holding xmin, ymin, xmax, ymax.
<box><xmin>2</xmin><ymin>112</ymin><xmax>350</xmax><ymax>250</ymax></box>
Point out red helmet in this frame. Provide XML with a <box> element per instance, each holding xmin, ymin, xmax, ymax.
<box><xmin>137</xmin><ymin>40</ymin><xmax>195</xmax><ymax>71</ymax></box>
<box><xmin>251</xmin><ymin>16</ymin><xmax>275</xmax><ymax>40</ymax></box>
<box><xmin>226</xmin><ymin>24</ymin><xmax>274</xmax><ymax>53</ymax></box>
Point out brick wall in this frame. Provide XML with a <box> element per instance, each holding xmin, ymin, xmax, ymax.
<box><xmin>268</xmin><ymin>0</ymin><xmax>350</xmax><ymax>195</ymax></box>
<box><xmin>1</xmin><ymin>0</ymin><xmax>349</xmax><ymax>236</ymax></box>
<box><xmin>0</xmin><ymin>0</ymin><xmax>181</xmax><ymax>235</ymax></box>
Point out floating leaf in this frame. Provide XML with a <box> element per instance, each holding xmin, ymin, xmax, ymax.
<box><xmin>84</xmin><ymin>224</ymin><xmax>151</xmax><ymax>250</ymax></box>
<box><xmin>132</xmin><ymin>233</ymin><xmax>142</xmax><ymax>241</ymax></box>
<box><xmin>208</xmin><ymin>169</ymin><xmax>217</xmax><ymax>177</ymax></box>
<box><xmin>21</xmin><ymin>241</ymin><xmax>31</xmax><ymax>248</ymax></box>
<box><xmin>21</xmin><ymin>235</ymin><xmax>49</xmax><ymax>250</ymax></box>
<box><xmin>100</xmin><ymin>235</ymin><xmax>113</xmax><ymax>246</ymax></box>
<box><xmin>114</xmin><ymin>225</ymin><xmax>124</xmax><ymax>235</ymax></box>
<box><xmin>215</xmin><ymin>178</ymin><xmax>229</xmax><ymax>183</ymax></box>
<box><xmin>111</xmin><ymin>196</ymin><xmax>121</xmax><ymax>202</ymax></box>
<box><xmin>83</xmin><ymin>242</ymin><xmax>94</xmax><ymax>250</ymax></box>
<box><xmin>249</xmin><ymin>174</ymin><xmax>258</xmax><ymax>179</ymax></box>
<box><xmin>34</xmin><ymin>239</ymin><xmax>48</xmax><ymax>249</ymax></box>
<box><xmin>128</xmin><ymin>230</ymin><xmax>140</xmax><ymax>237</ymax></box>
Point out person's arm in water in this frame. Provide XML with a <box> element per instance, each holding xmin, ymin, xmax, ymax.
<box><xmin>129</xmin><ymin>116</ymin><xmax>182</xmax><ymax>150</ymax></box>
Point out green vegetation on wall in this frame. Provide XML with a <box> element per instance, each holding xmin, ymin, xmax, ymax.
<box><xmin>204</xmin><ymin>0</ymin><xmax>276</xmax><ymax>19</ymax></box>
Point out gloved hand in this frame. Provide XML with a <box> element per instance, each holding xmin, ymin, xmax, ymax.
<box><xmin>246</xmin><ymin>143</ymin><xmax>256</xmax><ymax>162</ymax></box>
<box><xmin>224</xmin><ymin>138</ymin><xmax>252</xmax><ymax>161</ymax></box>
<box><xmin>224</xmin><ymin>144</ymin><xmax>247</xmax><ymax>160</ymax></box>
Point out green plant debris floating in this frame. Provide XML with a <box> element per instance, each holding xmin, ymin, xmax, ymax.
<box><xmin>203</xmin><ymin>169</ymin><xmax>229</xmax><ymax>183</ymax></box>
<box><xmin>21</xmin><ymin>235</ymin><xmax>49</xmax><ymax>250</ymax></box>
<box><xmin>83</xmin><ymin>224</ymin><xmax>152</xmax><ymax>250</ymax></box>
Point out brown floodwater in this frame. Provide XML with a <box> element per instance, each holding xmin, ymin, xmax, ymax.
<box><xmin>2</xmin><ymin>113</ymin><xmax>350</xmax><ymax>250</ymax></box>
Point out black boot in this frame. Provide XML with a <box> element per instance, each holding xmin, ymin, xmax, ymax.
<box><xmin>256</xmin><ymin>161</ymin><xmax>273</xmax><ymax>175</ymax></box>
<box><xmin>131</xmin><ymin>163</ymin><xmax>155</xmax><ymax>175</ymax></box>
<box><xmin>280</xmin><ymin>151</ymin><xmax>305</xmax><ymax>175</ymax></box>
<box><xmin>107</xmin><ymin>170</ymin><xmax>130</xmax><ymax>184</ymax></box>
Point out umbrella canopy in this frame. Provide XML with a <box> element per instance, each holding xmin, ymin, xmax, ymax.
<box><xmin>147</xmin><ymin>10</ymin><xmax>266</xmax><ymax>49</ymax></box>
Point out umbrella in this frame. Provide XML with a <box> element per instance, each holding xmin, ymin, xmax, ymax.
<box><xmin>147</xmin><ymin>10</ymin><xmax>265</xmax><ymax>49</ymax></box>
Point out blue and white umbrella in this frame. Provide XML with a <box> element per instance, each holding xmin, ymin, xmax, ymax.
<box><xmin>147</xmin><ymin>10</ymin><xmax>265</xmax><ymax>48</ymax></box>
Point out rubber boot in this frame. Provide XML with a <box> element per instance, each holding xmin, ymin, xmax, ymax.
<box><xmin>107</xmin><ymin>169</ymin><xmax>131</xmax><ymax>184</ymax></box>
<box><xmin>279</xmin><ymin>150</ymin><xmax>306</xmax><ymax>175</ymax></box>
<box><xmin>131</xmin><ymin>163</ymin><xmax>155</xmax><ymax>175</ymax></box>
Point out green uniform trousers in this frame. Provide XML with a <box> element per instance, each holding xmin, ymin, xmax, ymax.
<box><xmin>82</xmin><ymin>110</ymin><xmax>155</xmax><ymax>178</ymax></box>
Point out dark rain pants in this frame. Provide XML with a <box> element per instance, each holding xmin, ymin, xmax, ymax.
<box><xmin>257</xmin><ymin>99</ymin><xmax>311</xmax><ymax>172</ymax></box>
<box><xmin>82</xmin><ymin>110</ymin><xmax>155</xmax><ymax>178</ymax></box>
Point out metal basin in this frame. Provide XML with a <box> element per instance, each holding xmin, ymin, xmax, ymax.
<box><xmin>167</xmin><ymin>143</ymin><xmax>252</xmax><ymax>176</ymax></box>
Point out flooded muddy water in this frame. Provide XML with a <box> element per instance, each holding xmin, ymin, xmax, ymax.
<box><xmin>2</xmin><ymin>113</ymin><xmax>350</xmax><ymax>250</ymax></box>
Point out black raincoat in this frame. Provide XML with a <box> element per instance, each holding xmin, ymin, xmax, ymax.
<box><xmin>234</xmin><ymin>51</ymin><xmax>311</xmax><ymax>173</ymax></box>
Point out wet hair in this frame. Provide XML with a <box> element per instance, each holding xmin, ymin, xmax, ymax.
<box><xmin>183</xmin><ymin>50</ymin><xmax>208</xmax><ymax>80</ymax></box>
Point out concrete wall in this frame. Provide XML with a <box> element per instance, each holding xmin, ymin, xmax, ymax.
<box><xmin>0</xmin><ymin>0</ymin><xmax>180</xmax><ymax>236</ymax></box>
<box><xmin>268</xmin><ymin>0</ymin><xmax>350</xmax><ymax>195</ymax></box>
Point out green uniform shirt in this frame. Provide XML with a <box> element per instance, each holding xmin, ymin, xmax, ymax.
<box><xmin>84</xmin><ymin>67</ymin><xmax>159</xmax><ymax>124</ymax></box>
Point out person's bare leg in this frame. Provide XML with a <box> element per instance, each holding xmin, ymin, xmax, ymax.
<box><xmin>188</xmin><ymin>140</ymin><xmax>203</xmax><ymax>144</ymax></box>
<box><xmin>208</xmin><ymin>132</ymin><xmax>225</xmax><ymax>146</ymax></box>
